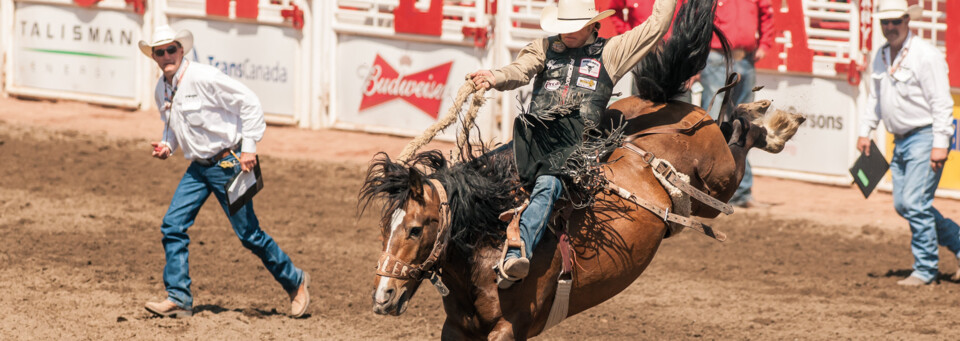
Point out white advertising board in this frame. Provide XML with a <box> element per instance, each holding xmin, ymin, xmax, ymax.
<box><xmin>170</xmin><ymin>18</ymin><xmax>300</xmax><ymax>118</ymax></box>
<box><xmin>749</xmin><ymin>73</ymin><xmax>859</xmax><ymax>178</ymax></box>
<box><xmin>334</xmin><ymin>35</ymin><xmax>491</xmax><ymax>140</ymax></box>
<box><xmin>12</xmin><ymin>3</ymin><xmax>141</xmax><ymax>99</ymax></box>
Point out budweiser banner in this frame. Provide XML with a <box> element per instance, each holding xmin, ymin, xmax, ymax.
<box><xmin>334</xmin><ymin>35</ymin><xmax>490</xmax><ymax>140</ymax></box>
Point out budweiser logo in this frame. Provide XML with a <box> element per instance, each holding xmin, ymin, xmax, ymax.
<box><xmin>359</xmin><ymin>54</ymin><xmax>453</xmax><ymax>119</ymax></box>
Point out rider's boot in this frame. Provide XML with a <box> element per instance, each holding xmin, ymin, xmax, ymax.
<box><xmin>497</xmin><ymin>175</ymin><xmax>563</xmax><ymax>289</ymax></box>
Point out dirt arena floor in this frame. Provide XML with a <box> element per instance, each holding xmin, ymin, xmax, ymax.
<box><xmin>4</xmin><ymin>97</ymin><xmax>960</xmax><ymax>340</ymax></box>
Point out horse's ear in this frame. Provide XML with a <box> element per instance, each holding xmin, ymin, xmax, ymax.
<box><xmin>408</xmin><ymin>167</ymin><xmax>425</xmax><ymax>200</ymax></box>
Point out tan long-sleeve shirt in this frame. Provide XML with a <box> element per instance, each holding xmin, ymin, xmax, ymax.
<box><xmin>491</xmin><ymin>0</ymin><xmax>677</xmax><ymax>91</ymax></box>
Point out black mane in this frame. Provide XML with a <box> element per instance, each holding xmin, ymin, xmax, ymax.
<box><xmin>634</xmin><ymin>0</ymin><xmax>732</xmax><ymax>102</ymax></box>
<box><xmin>359</xmin><ymin>144</ymin><xmax>521</xmax><ymax>252</ymax></box>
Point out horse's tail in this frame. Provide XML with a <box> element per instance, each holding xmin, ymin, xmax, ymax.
<box><xmin>634</xmin><ymin>0</ymin><xmax>731</xmax><ymax>102</ymax></box>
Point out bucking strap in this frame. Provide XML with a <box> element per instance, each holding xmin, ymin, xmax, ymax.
<box><xmin>622</xmin><ymin>143</ymin><xmax>734</xmax><ymax>215</ymax></box>
<box><xmin>606</xmin><ymin>182</ymin><xmax>727</xmax><ymax>242</ymax></box>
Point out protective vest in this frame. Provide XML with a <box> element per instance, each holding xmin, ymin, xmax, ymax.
<box><xmin>529</xmin><ymin>35</ymin><xmax>614</xmax><ymax>129</ymax></box>
<box><xmin>513</xmin><ymin>35</ymin><xmax>615</xmax><ymax>187</ymax></box>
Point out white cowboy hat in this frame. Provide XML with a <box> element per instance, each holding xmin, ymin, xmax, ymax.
<box><xmin>874</xmin><ymin>0</ymin><xmax>922</xmax><ymax>20</ymax></box>
<box><xmin>540</xmin><ymin>0</ymin><xmax>615</xmax><ymax>34</ymax></box>
<box><xmin>137</xmin><ymin>26</ymin><xmax>193</xmax><ymax>58</ymax></box>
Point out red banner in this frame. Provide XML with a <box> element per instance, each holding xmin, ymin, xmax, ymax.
<box><xmin>755</xmin><ymin>0</ymin><xmax>813</xmax><ymax>73</ymax></box>
<box><xmin>359</xmin><ymin>55</ymin><xmax>453</xmax><ymax>119</ymax></box>
<box><xmin>948</xmin><ymin>0</ymin><xmax>960</xmax><ymax>88</ymax></box>
<box><xmin>395</xmin><ymin>0</ymin><xmax>443</xmax><ymax>36</ymax></box>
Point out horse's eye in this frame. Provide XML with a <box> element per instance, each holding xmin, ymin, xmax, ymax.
<box><xmin>408</xmin><ymin>226</ymin><xmax>422</xmax><ymax>238</ymax></box>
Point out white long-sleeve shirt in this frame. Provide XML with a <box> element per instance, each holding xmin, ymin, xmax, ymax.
<box><xmin>860</xmin><ymin>32</ymin><xmax>955</xmax><ymax>148</ymax></box>
<box><xmin>156</xmin><ymin>58</ymin><xmax>266</xmax><ymax>161</ymax></box>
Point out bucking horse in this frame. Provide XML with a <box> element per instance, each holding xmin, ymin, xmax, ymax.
<box><xmin>359</xmin><ymin>0</ymin><xmax>805</xmax><ymax>339</ymax></box>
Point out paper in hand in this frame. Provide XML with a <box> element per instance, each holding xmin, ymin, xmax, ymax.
<box><xmin>225</xmin><ymin>157</ymin><xmax>264</xmax><ymax>215</ymax></box>
<box><xmin>849</xmin><ymin>140</ymin><xmax>889</xmax><ymax>199</ymax></box>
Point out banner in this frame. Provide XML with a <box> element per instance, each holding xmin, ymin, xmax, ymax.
<box><xmin>749</xmin><ymin>74</ymin><xmax>859</xmax><ymax>176</ymax></box>
<box><xmin>334</xmin><ymin>35</ymin><xmax>489</xmax><ymax>139</ymax></box>
<box><xmin>170</xmin><ymin>18</ymin><xmax>300</xmax><ymax>118</ymax></box>
<box><xmin>12</xmin><ymin>3</ymin><xmax>141</xmax><ymax>99</ymax></box>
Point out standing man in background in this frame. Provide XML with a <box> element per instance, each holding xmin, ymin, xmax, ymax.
<box><xmin>858</xmin><ymin>0</ymin><xmax>960</xmax><ymax>286</ymax></box>
<box><xmin>698</xmin><ymin>0</ymin><xmax>774</xmax><ymax>208</ymax></box>
<box><xmin>140</xmin><ymin>26</ymin><xmax>310</xmax><ymax>317</ymax></box>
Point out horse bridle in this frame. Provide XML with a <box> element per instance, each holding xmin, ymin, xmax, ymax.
<box><xmin>375</xmin><ymin>178</ymin><xmax>451</xmax><ymax>296</ymax></box>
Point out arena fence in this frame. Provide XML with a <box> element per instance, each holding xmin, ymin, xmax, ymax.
<box><xmin>0</xmin><ymin>0</ymin><xmax>958</xmax><ymax>196</ymax></box>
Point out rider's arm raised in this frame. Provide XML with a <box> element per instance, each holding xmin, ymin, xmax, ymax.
<box><xmin>490</xmin><ymin>39</ymin><xmax>549</xmax><ymax>91</ymax></box>
<box><xmin>601</xmin><ymin>0</ymin><xmax>677</xmax><ymax>84</ymax></box>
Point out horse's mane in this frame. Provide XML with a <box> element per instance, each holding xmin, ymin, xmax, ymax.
<box><xmin>359</xmin><ymin>145</ymin><xmax>521</xmax><ymax>253</ymax></box>
<box><xmin>634</xmin><ymin>0</ymin><xmax>732</xmax><ymax>102</ymax></box>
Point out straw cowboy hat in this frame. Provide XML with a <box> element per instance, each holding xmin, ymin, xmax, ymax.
<box><xmin>874</xmin><ymin>0</ymin><xmax>922</xmax><ymax>20</ymax></box>
<box><xmin>137</xmin><ymin>26</ymin><xmax>193</xmax><ymax>58</ymax></box>
<box><xmin>540</xmin><ymin>0</ymin><xmax>615</xmax><ymax>34</ymax></box>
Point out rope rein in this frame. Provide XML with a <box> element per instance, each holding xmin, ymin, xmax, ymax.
<box><xmin>397</xmin><ymin>79</ymin><xmax>487</xmax><ymax>164</ymax></box>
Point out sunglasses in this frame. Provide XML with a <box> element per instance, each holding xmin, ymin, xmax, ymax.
<box><xmin>153</xmin><ymin>45</ymin><xmax>179</xmax><ymax>57</ymax></box>
<box><xmin>880</xmin><ymin>18</ymin><xmax>904</xmax><ymax>26</ymax></box>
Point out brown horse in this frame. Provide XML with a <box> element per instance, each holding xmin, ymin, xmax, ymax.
<box><xmin>359</xmin><ymin>0</ymin><xmax>804</xmax><ymax>338</ymax></box>
<box><xmin>360</xmin><ymin>99</ymin><xmax>800</xmax><ymax>339</ymax></box>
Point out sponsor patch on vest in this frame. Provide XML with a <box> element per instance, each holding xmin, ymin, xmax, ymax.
<box><xmin>579</xmin><ymin>58</ymin><xmax>601</xmax><ymax>78</ymax></box>
<box><xmin>546</xmin><ymin>59</ymin><xmax>562</xmax><ymax>69</ymax></box>
<box><xmin>544</xmin><ymin>79</ymin><xmax>562</xmax><ymax>91</ymax></box>
<box><xmin>550</xmin><ymin>40</ymin><xmax>567</xmax><ymax>53</ymax></box>
<box><xmin>576</xmin><ymin>77</ymin><xmax>597</xmax><ymax>91</ymax></box>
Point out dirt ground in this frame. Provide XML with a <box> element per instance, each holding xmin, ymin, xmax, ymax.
<box><xmin>3</xmin><ymin>97</ymin><xmax>960</xmax><ymax>340</ymax></box>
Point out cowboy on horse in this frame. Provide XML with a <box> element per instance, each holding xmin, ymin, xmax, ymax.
<box><xmin>467</xmin><ymin>0</ymin><xmax>680</xmax><ymax>288</ymax></box>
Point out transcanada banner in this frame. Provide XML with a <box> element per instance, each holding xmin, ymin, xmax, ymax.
<box><xmin>171</xmin><ymin>18</ymin><xmax>299</xmax><ymax>118</ymax></box>
<box><xmin>12</xmin><ymin>3</ymin><xmax>142</xmax><ymax>99</ymax></box>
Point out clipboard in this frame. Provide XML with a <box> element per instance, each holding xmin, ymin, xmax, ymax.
<box><xmin>225</xmin><ymin>156</ymin><xmax>264</xmax><ymax>215</ymax></box>
<box><xmin>849</xmin><ymin>140</ymin><xmax>889</xmax><ymax>198</ymax></box>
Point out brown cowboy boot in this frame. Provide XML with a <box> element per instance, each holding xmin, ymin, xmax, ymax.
<box><xmin>145</xmin><ymin>299</ymin><xmax>193</xmax><ymax>318</ymax></box>
<box><xmin>288</xmin><ymin>272</ymin><xmax>311</xmax><ymax>317</ymax></box>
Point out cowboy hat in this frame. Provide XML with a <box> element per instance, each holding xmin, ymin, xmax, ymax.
<box><xmin>540</xmin><ymin>0</ymin><xmax>615</xmax><ymax>34</ymax></box>
<box><xmin>137</xmin><ymin>26</ymin><xmax>193</xmax><ymax>58</ymax></box>
<box><xmin>874</xmin><ymin>0</ymin><xmax>922</xmax><ymax>20</ymax></box>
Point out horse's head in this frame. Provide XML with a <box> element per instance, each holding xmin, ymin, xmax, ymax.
<box><xmin>359</xmin><ymin>152</ymin><xmax>450</xmax><ymax>316</ymax></box>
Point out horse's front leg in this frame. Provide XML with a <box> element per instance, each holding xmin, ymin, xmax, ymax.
<box><xmin>441</xmin><ymin>319</ymin><xmax>474</xmax><ymax>341</ymax></box>
<box><xmin>487</xmin><ymin>319</ymin><xmax>519</xmax><ymax>341</ymax></box>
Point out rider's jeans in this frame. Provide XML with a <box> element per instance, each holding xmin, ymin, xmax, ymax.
<box><xmin>508</xmin><ymin>175</ymin><xmax>564</xmax><ymax>260</ymax></box>
<box><xmin>161</xmin><ymin>157</ymin><xmax>304</xmax><ymax>309</ymax></box>
<box><xmin>700</xmin><ymin>50</ymin><xmax>756</xmax><ymax>205</ymax></box>
<box><xmin>890</xmin><ymin>127</ymin><xmax>960</xmax><ymax>282</ymax></box>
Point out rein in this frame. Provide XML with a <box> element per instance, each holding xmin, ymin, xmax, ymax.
<box><xmin>375</xmin><ymin>178</ymin><xmax>452</xmax><ymax>296</ymax></box>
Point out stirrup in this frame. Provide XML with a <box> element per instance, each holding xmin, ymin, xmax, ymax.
<box><xmin>495</xmin><ymin>254</ymin><xmax>529</xmax><ymax>289</ymax></box>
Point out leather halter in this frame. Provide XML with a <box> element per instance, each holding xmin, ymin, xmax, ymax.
<box><xmin>375</xmin><ymin>179</ymin><xmax>452</xmax><ymax>285</ymax></box>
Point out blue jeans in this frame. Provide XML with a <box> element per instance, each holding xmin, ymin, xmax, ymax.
<box><xmin>891</xmin><ymin>127</ymin><xmax>960</xmax><ymax>282</ymax></box>
<box><xmin>161</xmin><ymin>155</ymin><xmax>303</xmax><ymax>309</ymax></box>
<box><xmin>507</xmin><ymin>175</ymin><xmax>564</xmax><ymax>259</ymax></box>
<box><xmin>700</xmin><ymin>50</ymin><xmax>756</xmax><ymax>204</ymax></box>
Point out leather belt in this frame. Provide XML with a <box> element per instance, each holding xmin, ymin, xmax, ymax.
<box><xmin>893</xmin><ymin>125</ymin><xmax>930</xmax><ymax>140</ymax></box>
<box><xmin>193</xmin><ymin>145</ymin><xmax>240</xmax><ymax>166</ymax></box>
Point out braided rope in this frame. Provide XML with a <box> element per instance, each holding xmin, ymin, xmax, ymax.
<box><xmin>397</xmin><ymin>80</ymin><xmax>487</xmax><ymax>163</ymax></box>
<box><xmin>455</xmin><ymin>88</ymin><xmax>487</xmax><ymax>159</ymax></box>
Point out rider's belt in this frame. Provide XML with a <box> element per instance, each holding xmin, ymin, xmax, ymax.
<box><xmin>193</xmin><ymin>144</ymin><xmax>240</xmax><ymax>167</ymax></box>
<box><xmin>893</xmin><ymin>125</ymin><xmax>931</xmax><ymax>141</ymax></box>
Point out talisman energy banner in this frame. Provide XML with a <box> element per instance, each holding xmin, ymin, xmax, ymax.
<box><xmin>12</xmin><ymin>3</ymin><xmax>141</xmax><ymax>99</ymax></box>
<box><xmin>334</xmin><ymin>35</ymin><xmax>488</xmax><ymax>139</ymax></box>
<box><xmin>171</xmin><ymin>19</ymin><xmax>299</xmax><ymax>118</ymax></box>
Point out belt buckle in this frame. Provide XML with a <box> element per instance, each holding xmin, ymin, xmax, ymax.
<box><xmin>731</xmin><ymin>49</ymin><xmax>747</xmax><ymax>61</ymax></box>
